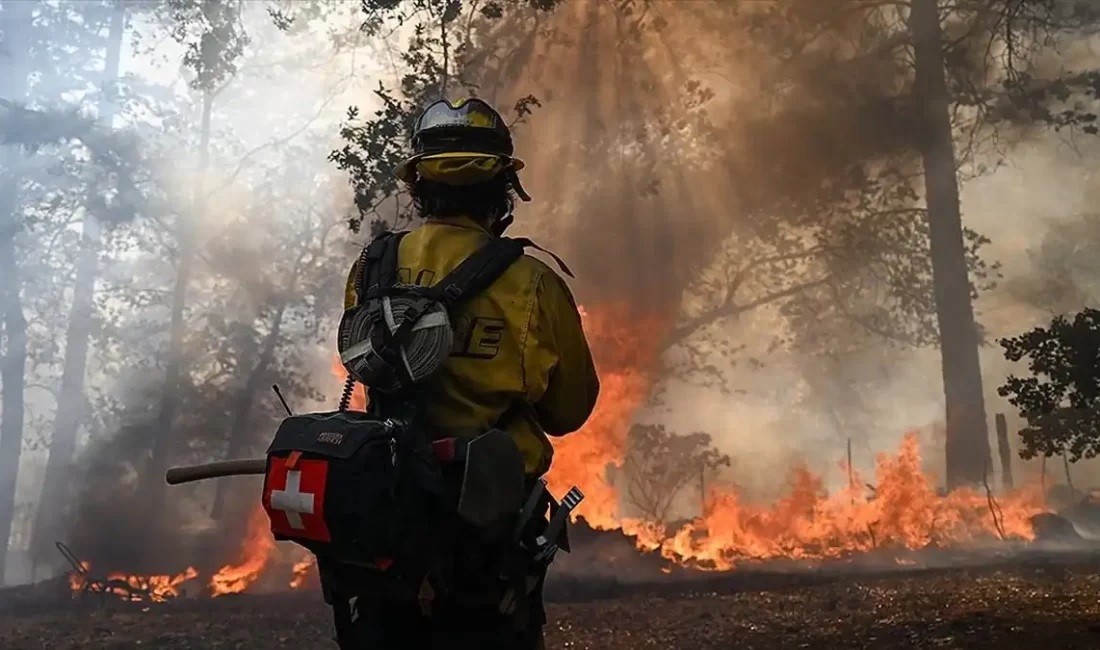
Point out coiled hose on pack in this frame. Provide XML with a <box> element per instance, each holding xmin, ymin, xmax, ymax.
<box><xmin>337</xmin><ymin>294</ymin><xmax>454</xmax><ymax>408</ymax></box>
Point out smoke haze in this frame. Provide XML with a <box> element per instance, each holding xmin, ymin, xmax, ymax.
<box><xmin>1</xmin><ymin>0</ymin><xmax>1099</xmax><ymax>585</ymax></box>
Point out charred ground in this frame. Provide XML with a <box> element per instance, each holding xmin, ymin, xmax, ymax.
<box><xmin>3</xmin><ymin>556</ymin><xmax>1100</xmax><ymax>650</ymax></box>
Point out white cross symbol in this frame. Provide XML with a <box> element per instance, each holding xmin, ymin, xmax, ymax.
<box><xmin>270</xmin><ymin>470</ymin><xmax>315</xmax><ymax>530</ymax></box>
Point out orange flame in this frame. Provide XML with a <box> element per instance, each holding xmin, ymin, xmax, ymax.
<box><xmin>658</xmin><ymin>433</ymin><xmax>1046</xmax><ymax>569</ymax></box>
<box><xmin>543</xmin><ymin>303</ymin><xmax>1048</xmax><ymax>567</ymax></box>
<box><xmin>209</xmin><ymin>506</ymin><xmax>276</xmax><ymax>596</ymax></box>
<box><xmin>289</xmin><ymin>554</ymin><xmax>317</xmax><ymax>589</ymax></box>
<box><xmin>546</xmin><ymin>303</ymin><xmax>668</xmax><ymax>529</ymax></box>
<box><xmin>69</xmin><ymin>561</ymin><xmax>199</xmax><ymax>602</ymax></box>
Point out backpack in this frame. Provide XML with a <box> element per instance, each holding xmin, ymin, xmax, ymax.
<box><xmin>259</xmin><ymin>229</ymin><xmax>569</xmax><ymax>606</ymax></box>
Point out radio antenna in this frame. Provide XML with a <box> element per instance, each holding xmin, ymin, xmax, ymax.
<box><xmin>272</xmin><ymin>384</ymin><xmax>293</xmax><ymax>416</ymax></box>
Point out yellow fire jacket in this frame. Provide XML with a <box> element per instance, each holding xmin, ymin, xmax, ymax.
<box><xmin>343</xmin><ymin>216</ymin><xmax>600</xmax><ymax>476</ymax></box>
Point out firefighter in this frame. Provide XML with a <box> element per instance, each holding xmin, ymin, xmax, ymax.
<box><xmin>342</xmin><ymin>97</ymin><xmax>600</xmax><ymax>649</ymax></box>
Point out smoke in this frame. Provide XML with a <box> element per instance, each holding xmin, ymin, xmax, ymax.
<box><xmin>466</xmin><ymin>1</ymin><xmax>1100</xmax><ymax>507</ymax></box>
<box><xmin>6</xmin><ymin>0</ymin><xmax>1100</xmax><ymax>585</ymax></box>
<box><xmin>0</xmin><ymin>3</ymin><xmax>374</xmax><ymax>581</ymax></box>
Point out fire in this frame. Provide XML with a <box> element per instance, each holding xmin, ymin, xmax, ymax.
<box><xmin>67</xmin><ymin>562</ymin><xmax>89</xmax><ymax>592</ymax></box>
<box><xmin>290</xmin><ymin>554</ymin><xmax>317</xmax><ymax>589</ymax></box>
<box><xmin>543</xmin><ymin>303</ymin><xmax>1049</xmax><ymax>567</ymax></box>
<box><xmin>83</xmin><ymin>303</ymin><xmax>1050</xmax><ymax>603</ymax></box>
<box><xmin>210</xmin><ymin>506</ymin><xmax>277</xmax><ymax>596</ymax></box>
<box><xmin>252</xmin><ymin>300</ymin><xmax>1049</xmax><ymax>587</ymax></box>
<box><xmin>545</xmin><ymin>303</ymin><xmax>669</xmax><ymax>529</ymax></box>
<box><xmin>658</xmin><ymin>433</ymin><xmax>1046</xmax><ymax>570</ymax></box>
<box><xmin>69</xmin><ymin>561</ymin><xmax>199</xmax><ymax>602</ymax></box>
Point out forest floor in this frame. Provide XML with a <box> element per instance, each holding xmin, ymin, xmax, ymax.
<box><xmin>3</xmin><ymin>555</ymin><xmax>1100</xmax><ymax>650</ymax></box>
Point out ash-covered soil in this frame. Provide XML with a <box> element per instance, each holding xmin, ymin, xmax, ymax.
<box><xmin>5</xmin><ymin>558</ymin><xmax>1100</xmax><ymax>650</ymax></box>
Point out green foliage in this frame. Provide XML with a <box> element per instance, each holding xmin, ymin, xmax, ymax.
<box><xmin>158</xmin><ymin>0</ymin><xmax>249</xmax><ymax>92</ymax></box>
<box><xmin>998</xmin><ymin>308</ymin><xmax>1100</xmax><ymax>461</ymax></box>
<box><xmin>330</xmin><ymin>0</ymin><xmax>561</xmax><ymax>233</ymax></box>
<box><xmin>329</xmin><ymin>90</ymin><xmax>417</xmax><ymax>233</ymax></box>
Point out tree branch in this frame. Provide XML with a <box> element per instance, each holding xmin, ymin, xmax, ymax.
<box><xmin>665</xmin><ymin>276</ymin><xmax>832</xmax><ymax>349</ymax></box>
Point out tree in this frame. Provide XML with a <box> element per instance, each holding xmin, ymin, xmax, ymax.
<box><xmin>32</xmin><ymin>0</ymin><xmax>129</xmax><ymax>569</ymax></box>
<box><xmin>137</xmin><ymin>0</ymin><xmax>251</xmax><ymax>516</ymax></box>
<box><xmin>657</xmin><ymin>0</ymin><xmax>1100</xmax><ymax>488</ymax></box>
<box><xmin>207</xmin><ymin>145</ymin><xmax>350</xmax><ymax>521</ymax></box>
<box><xmin>998</xmin><ymin>308</ymin><xmax>1100</xmax><ymax>462</ymax></box>
<box><xmin>323</xmin><ymin>0</ymin><xmax>1026</xmax><ymax>493</ymax></box>
<box><xmin>48</xmin><ymin>1</ymin><xmax>364</xmax><ymax>570</ymax></box>
<box><xmin>331</xmin><ymin>0</ymin><xmax>563</xmax><ymax>234</ymax></box>
<box><xmin>1</xmin><ymin>0</ymin><xmax>133</xmax><ymax>582</ymax></box>
<box><xmin>909</xmin><ymin>0</ymin><xmax>992</xmax><ymax>489</ymax></box>
<box><xmin>1005</xmin><ymin>211</ymin><xmax>1100</xmax><ymax>317</ymax></box>
<box><xmin>0</xmin><ymin>0</ymin><xmax>35</xmax><ymax>584</ymax></box>
<box><xmin>622</xmin><ymin>423</ymin><xmax>730</xmax><ymax>526</ymax></box>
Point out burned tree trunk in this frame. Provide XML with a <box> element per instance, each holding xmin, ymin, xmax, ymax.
<box><xmin>32</xmin><ymin>2</ymin><xmax>127</xmax><ymax>565</ymax></box>
<box><xmin>909</xmin><ymin>0</ymin><xmax>991</xmax><ymax>490</ymax></box>
<box><xmin>994</xmin><ymin>413</ymin><xmax>1013</xmax><ymax>490</ymax></box>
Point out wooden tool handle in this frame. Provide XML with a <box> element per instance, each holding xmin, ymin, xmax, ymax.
<box><xmin>165</xmin><ymin>458</ymin><xmax>267</xmax><ymax>485</ymax></box>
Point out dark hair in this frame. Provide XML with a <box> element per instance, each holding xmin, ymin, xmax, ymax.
<box><xmin>409</xmin><ymin>174</ymin><xmax>515</xmax><ymax>225</ymax></box>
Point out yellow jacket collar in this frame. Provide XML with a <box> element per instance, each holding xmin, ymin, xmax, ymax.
<box><xmin>425</xmin><ymin>215</ymin><xmax>492</xmax><ymax>235</ymax></box>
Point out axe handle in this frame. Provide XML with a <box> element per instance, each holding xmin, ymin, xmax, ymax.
<box><xmin>165</xmin><ymin>459</ymin><xmax>267</xmax><ymax>485</ymax></box>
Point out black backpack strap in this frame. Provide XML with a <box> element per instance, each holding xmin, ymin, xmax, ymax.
<box><xmin>513</xmin><ymin>237</ymin><xmax>574</xmax><ymax>279</ymax></box>
<box><xmin>351</xmin><ymin>230</ymin><xmax>415</xmax><ymax>388</ymax></box>
<box><xmin>355</xmin><ymin>230</ymin><xmax>408</xmax><ymax>304</ymax></box>
<box><xmin>424</xmin><ymin>236</ymin><xmax>572</xmax><ymax>309</ymax></box>
<box><xmin>422</xmin><ymin>237</ymin><xmax>525</xmax><ymax>308</ymax></box>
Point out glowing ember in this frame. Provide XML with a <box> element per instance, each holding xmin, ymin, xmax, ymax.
<box><xmin>290</xmin><ymin>554</ymin><xmax>316</xmax><ymax>589</ymax></box>
<box><xmin>210</xmin><ymin>506</ymin><xmax>277</xmax><ymax>596</ymax></box>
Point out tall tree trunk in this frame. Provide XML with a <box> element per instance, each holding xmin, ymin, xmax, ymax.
<box><xmin>0</xmin><ymin>0</ymin><xmax>35</xmax><ymax>586</ymax></box>
<box><xmin>0</xmin><ymin>229</ymin><xmax>27</xmax><ymax>586</ymax></box>
<box><xmin>994</xmin><ymin>413</ymin><xmax>1013</xmax><ymax>490</ymax></box>
<box><xmin>32</xmin><ymin>2</ymin><xmax>126</xmax><ymax>566</ymax></box>
<box><xmin>909</xmin><ymin>0</ymin><xmax>991</xmax><ymax>490</ymax></box>
<box><xmin>209</xmin><ymin>303</ymin><xmax>287</xmax><ymax>521</ymax></box>
<box><xmin>142</xmin><ymin>90</ymin><xmax>213</xmax><ymax>515</ymax></box>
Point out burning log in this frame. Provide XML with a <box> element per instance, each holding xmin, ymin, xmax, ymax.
<box><xmin>57</xmin><ymin>540</ymin><xmax>197</xmax><ymax>603</ymax></box>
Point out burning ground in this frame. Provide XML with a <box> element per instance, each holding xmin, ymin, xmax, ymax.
<box><xmin>0</xmin><ymin>302</ymin><xmax>1089</xmax><ymax>650</ymax></box>
<box><xmin>6</xmin><ymin>556</ymin><xmax>1100</xmax><ymax>650</ymax></box>
<box><xmin>18</xmin><ymin>303</ymin><xmax>1064</xmax><ymax>612</ymax></box>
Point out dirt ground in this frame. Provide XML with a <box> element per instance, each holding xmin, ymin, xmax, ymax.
<box><xmin>3</xmin><ymin>560</ymin><xmax>1100</xmax><ymax>650</ymax></box>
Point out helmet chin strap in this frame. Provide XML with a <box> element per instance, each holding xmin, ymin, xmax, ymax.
<box><xmin>490</xmin><ymin>166</ymin><xmax>528</xmax><ymax>237</ymax></box>
<box><xmin>506</xmin><ymin>167</ymin><xmax>531</xmax><ymax>202</ymax></box>
<box><xmin>490</xmin><ymin>212</ymin><xmax>514</xmax><ymax>237</ymax></box>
